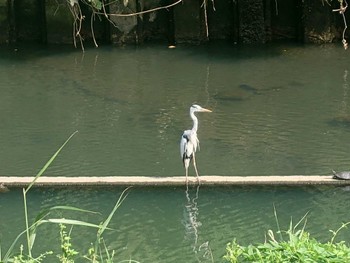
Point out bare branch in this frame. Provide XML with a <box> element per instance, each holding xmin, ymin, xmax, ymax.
<box><xmin>333</xmin><ymin>0</ymin><xmax>348</xmax><ymax>49</ymax></box>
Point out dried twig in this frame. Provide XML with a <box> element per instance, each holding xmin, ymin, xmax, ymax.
<box><xmin>333</xmin><ymin>0</ymin><xmax>348</xmax><ymax>49</ymax></box>
<box><xmin>202</xmin><ymin>0</ymin><xmax>209</xmax><ymax>39</ymax></box>
<box><xmin>200</xmin><ymin>0</ymin><xmax>216</xmax><ymax>40</ymax></box>
<box><xmin>91</xmin><ymin>12</ymin><xmax>98</xmax><ymax>48</ymax></box>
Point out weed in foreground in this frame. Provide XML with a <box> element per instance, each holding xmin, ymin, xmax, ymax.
<box><xmin>0</xmin><ymin>131</ymin><xmax>137</xmax><ymax>263</ymax></box>
<box><xmin>224</xmin><ymin>209</ymin><xmax>350</xmax><ymax>263</ymax></box>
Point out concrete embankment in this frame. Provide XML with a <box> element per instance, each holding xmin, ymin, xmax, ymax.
<box><xmin>0</xmin><ymin>175</ymin><xmax>349</xmax><ymax>188</ymax></box>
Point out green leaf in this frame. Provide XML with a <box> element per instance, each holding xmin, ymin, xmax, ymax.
<box><xmin>26</xmin><ymin>130</ymin><xmax>78</xmax><ymax>193</ymax></box>
<box><xmin>98</xmin><ymin>187</ymin><xmax>131</xmax><ymax>237</ymax></box>
<box><xmin>41</xmin><ymin>218</ymin><xmax>108</xmax><ymax>229</ymax></box>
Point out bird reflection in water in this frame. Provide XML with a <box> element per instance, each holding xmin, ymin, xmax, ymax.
<box><xmin>182</xmin><ymin>184</ymin><xmax>214</xmax><ymax>263</ymax></box>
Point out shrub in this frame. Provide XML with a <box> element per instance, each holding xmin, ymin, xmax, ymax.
<box><xmin>224</xmin><ymin>212</ymin><xmax>350</xmax><ymax>263</ymax></box>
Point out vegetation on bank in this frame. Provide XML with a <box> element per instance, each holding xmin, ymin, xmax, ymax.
<box><xmin>224</xmin><ymin>209</ymin><xmax>350</xmax><ymax>263</ymax></box>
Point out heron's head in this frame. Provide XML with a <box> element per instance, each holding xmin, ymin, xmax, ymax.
<box><xmin>190</xmin><ymin>104</ymin><xmax>212</xmax><ymax>113</ymax></box>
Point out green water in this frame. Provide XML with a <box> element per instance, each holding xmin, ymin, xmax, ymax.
<box><xmin>1</xmin><ymin>186</ymin><xmax>350</xmax><ymax>262</ymax></box>
<box><xmin>1</xmin><ymin>42</ymin><xmax>350</xmax><ymax>262</ymax></box>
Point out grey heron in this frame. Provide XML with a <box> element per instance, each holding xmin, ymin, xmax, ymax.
<box><xmin>180</xmin><ymin>104</ymin><xmax>212</xmax><ymax>183</ymax></box>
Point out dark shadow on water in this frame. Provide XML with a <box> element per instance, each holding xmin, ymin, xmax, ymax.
<box><xmin>0</xmin><ymin>43</ymin><xmax>79</xmax><ymax>61</ymax></box>
<box><xmin>181</xmin><ymin>40</ymin><xmax>307</xmax><ymax>63</ymax></box>
<box><xmin>238</xmin><ymin>83</ymin><xmax>260</xmax><ymax>94</ymax></box>
<box><xmin>328</xmin><ymin>115</ymin><xmax>350</xmax><ymax>128</ymax></box>
<box><xmin>214</xmin><ymin>80</ymin><xmax>304</xmax><ymax>104</ymax></box>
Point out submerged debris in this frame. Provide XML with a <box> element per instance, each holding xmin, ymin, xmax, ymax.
<box><xmin>0</xmin><ymin>183</ymin><xmax>9</xmax><ymax>193</ymax></box>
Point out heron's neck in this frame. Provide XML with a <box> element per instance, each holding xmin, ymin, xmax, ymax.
<box><xmin>190</xmin><ymin>111</ymin><xmax>198</xmax><ymax>132</ymax></box>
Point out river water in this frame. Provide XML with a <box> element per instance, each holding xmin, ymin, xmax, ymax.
<box><xmin>1</xmin><ymin>42</ymin><xmax>350</xmax><ymax>262</ymax></box>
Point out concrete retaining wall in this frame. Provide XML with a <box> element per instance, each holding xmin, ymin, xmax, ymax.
<box><xmin>0</xmin><ymin>1</ymin><xmax>347</xmax><ymax>46</ymax></box>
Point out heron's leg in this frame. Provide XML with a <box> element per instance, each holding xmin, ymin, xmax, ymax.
<box><xmin>192</xmin><ymin>154</ymin><xmax>200</xmax><ymax>184</ymax></box>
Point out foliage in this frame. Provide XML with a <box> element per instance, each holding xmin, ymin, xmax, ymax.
<box><xmin>224</xmin><ymin>213</ymin><xmax>350</xmax><ymax>263</ymax></box>
<box><xmin>86</xmin><ymin>0</ymin><xmax>103</xmax><ymax>10</ymax></box>
<box><xmin>57</xmin><ymin>224</ymin><xmax>79</xmax><ymax>263</ymax></box>
<box><xmin>10</xmin><ymin>245</ymin><xmax>52</xmax><ymax>263</ymax></box>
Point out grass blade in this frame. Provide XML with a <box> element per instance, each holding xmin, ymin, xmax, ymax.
<box><xmin>3</xmin><ymin>228</ymin><xmax>31</xmax><ymax>261</ymax></box>
<box><xmin>41</xmin><ymin>219</ymin><xmax>108</xmax><ymax>229</ymax></box>
<box><xmin>35</xmin><ymin>206</ymin><xmax>99</xmax><ymax>221</ymax></box>
<box><xmin>25</xmin><ymin>130</ymin><xmax>78</xmax><ymax>193</ymax></box>
<box><xmin>293</xmin><ymin>211</ymin><xmax>309</xmax><ymax>232</ymax></box>
<box><xmin>91</xmin><ymin>187</ymin><xmax>131</xmax><ymax>260</ymax></box>
<box><xmin>98</xmin><ymin>187</ymin><xmax>131</xmax><ymax>237</ymax></box>
<box><xmin>273</xmin><ymin>204</ymin><xmax>283</xmax><ymax>241</ymax></box>
<box><xmin>23</xmin><ymin>131</ymin><xmax>78</xmax><ymax>256</ymax></box>
<box><xmin>28</xmin><ymin>205</ymin><xmax>99</xmax><ymax>251</ymax></box>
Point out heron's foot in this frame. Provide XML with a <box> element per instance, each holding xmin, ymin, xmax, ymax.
<box><xmin>196</xmin><ymin>176</ymin><xmax>201</xmax><ymax>186</ymax></box>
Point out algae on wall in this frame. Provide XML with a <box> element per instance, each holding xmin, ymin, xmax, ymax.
<box><xmin>14</xmin><ymin>0</ymin><xmax>46</xmax><ymax>43</ymax></box>
<box><xmin>0</xmin><ymin>0</ymin><xmax>7</xmax><ymax>43</ymax></box>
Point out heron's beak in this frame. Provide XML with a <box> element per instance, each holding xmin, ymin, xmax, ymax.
<box><xmin>201</xmin><ymin>108</ymin><xmax>212</xmax><ymax>112</ymax></box>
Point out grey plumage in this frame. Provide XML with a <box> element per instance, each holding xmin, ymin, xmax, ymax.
<box><xmin>180</xmin><ymin>104</ymin><xmax>212</xmax><ymax>183</ymax></box>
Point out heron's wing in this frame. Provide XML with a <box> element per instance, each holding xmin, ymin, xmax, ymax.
<box><xmin>180</xmin><ymin>130</ymin><xmax>198</xmax><ymax>159</ymax></box>
<box><xmin>180</xmin><ymin>132</ymin><xmax>188</xmax><ymax>159</ymax></box>
<box><xmin>188</xmin><ymin>131</ymin><xmax>199</xmax><ymax>153</ymax></box>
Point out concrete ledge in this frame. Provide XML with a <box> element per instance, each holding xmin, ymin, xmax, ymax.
<box><xmin>0</xmin><ymin>175</ymin><xmax>349</xmax><ymax>187</ymax></box>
